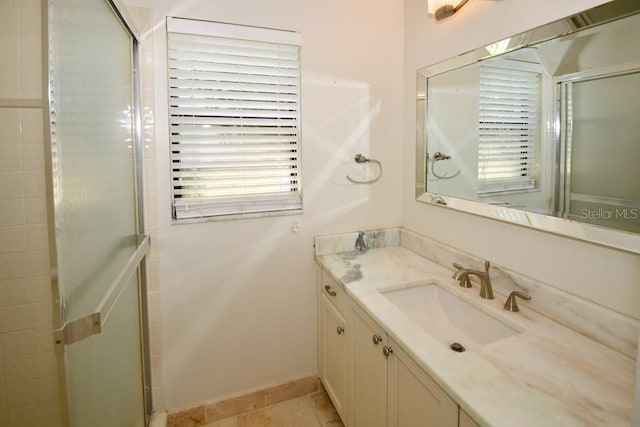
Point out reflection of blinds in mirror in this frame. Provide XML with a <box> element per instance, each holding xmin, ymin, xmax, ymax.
<box><xmin>478</xmin><ymin>66</ymin><xmax>540</xmax><ymax>194</ymax></box>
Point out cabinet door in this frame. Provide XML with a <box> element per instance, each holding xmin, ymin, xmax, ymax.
<box><xmin>387</xmin><ymin>338</ymin><xmax>458</xmax><ymax>427</ymax></box>
<box><xmin>320</xmin><ymin>293</ymin><xmax>348</xmax><ymax>421</ymax></box>
<box><xmin>352</xmin><ymin>308</ymin><xmax>387</xmax><ymax>427</ymax></box>
<box><xmin>459</xmin><ymin>409</ymin><xmax>481</xmax><ymax>427</ymax></box>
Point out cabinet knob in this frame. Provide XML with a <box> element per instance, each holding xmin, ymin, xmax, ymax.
<box><xmin>383</xmin><ymin>345</ymin><xmax>394</xmax><ymax>357</ymax></box>
<box><xmin>372</xmin><ymin>334</ymin><xmax>382</xmax><ymax>345</ymax></box>
<box><xmin>324</xmin><ymin>285</ymin><xmax>337</xmax><ymax>297</ymax></box>
<box><xmin>336</xmin><ymin>326</ymin><xmax>345</xmax><ymax>335</ymax></box>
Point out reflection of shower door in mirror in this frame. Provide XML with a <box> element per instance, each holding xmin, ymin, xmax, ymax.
<box><xmin>559</xmin><ymin>69</ymin><xmax>640</xmax><ymax>233</ymax></box>
<box><xmin>47</xmin><ymin>0</ymin><xmax>150</xmax><ymax>425</ymax></box>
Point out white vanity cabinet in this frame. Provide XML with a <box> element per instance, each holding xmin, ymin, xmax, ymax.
<box><xmin>351</xmin><ymin>306</ymin><xmax>458</xmax><ymax>427</ymax></box>
<box><xmin>459</xmin><ymin>410</ymin><xmax>481</xmax><ymax>427</ymax></box>
<box><xmin>317</xmin><ymin>270</ymin><xmax>349</xmax><ymax>422</ymax></box>
<box><xmin>351</xmin><ymin>307</ymin><xmax>388</xmax><ymax>427</ymax></box>
<box><xmin>387</xmin><ymin>335</ymin><xmax>458</xmax><ymax>427</ymax></box>
<box><xmin>317</xmin><ymin>267</ymin><xmax>480</xmax><ymax>427</ymax></box>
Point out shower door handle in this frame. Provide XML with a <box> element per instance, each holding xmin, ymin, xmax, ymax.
<box><xmin>54</xmin><ymin>234</ymin><xmax>150</xmax><ymax>346</ymax></box>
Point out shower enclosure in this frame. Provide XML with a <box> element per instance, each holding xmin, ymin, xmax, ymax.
<box><xmin>557</xmin><ymin>70</ymin><xmax>640</xmax><ymax>233</ymax></box>
<box><xmin>45</xmin><ymin>0</ymin><xmax>151</xmax><ymax>425</ymax></box>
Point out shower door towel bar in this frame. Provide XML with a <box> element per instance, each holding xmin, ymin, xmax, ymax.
<box><xmin>54</xmin><ymin>234</ymin><xmax>150</xmax><ymax>346</ymax></box>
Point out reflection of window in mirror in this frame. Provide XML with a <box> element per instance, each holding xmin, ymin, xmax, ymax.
<box><xmin>477</xmin><ymin>65</ymin><xmax>541</xmax><ymax>195</ymax></box>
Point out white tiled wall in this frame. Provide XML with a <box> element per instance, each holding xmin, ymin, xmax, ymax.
<box><xmin>0</xmin><ymin>1</ymin><xmax>64</xmax><ymax>426</ymax></box>
<box><xmin>126</xmin><ymin>5</ymin><xmax>165</xmax><ymax>414</ymax></box>
<box><xmin>1</xmin><ymin>2</ymin><xmax>164</xmax><ymax>424</ymax></box>
<box><xmin>0</xmin><ymin>0</ymin><xmax>42</xmax><ymax>101</ymax></box>
<box><xmin>0</xmin><ymin>107</ymin><xmax>63</xmax><ymax>426</ymax></box>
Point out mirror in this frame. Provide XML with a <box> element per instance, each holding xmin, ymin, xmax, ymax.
<box><xmin>416</xmin><ymin>0</ymin><xmax>640</xmax><ymax>254</ymax></box>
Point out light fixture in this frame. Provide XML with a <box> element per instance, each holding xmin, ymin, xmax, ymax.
<box><xmin>428</xmin><ymin>0</ymin><xmax>470</xmax><ymax>20</ymax></box>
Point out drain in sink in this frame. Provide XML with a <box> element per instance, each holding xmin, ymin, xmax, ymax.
<box><xmin>450</xmin><ymin>342</ymin><xmax>466</xmax><ymax>353</ymax></box>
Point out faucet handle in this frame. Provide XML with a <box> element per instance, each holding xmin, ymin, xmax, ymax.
<box><xmin>452</xmin><ymin>263</ymin><xmax>472</xmax><ymax>288</ymax></box>
<box><xmin>504</xmin><ymin>291</ymin><xmax>531</xmax><ymax>312</ymax></box>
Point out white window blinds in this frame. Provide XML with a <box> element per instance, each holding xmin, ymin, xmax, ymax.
<box><xmin>478</xmin><ymin>66</ymin><xmax>540</xmax><ymax>194</ymax></box>
<box><xmin>167</xmin><ymin>18</ymin><xmax>302</xmax><ymax>220</ymax></box>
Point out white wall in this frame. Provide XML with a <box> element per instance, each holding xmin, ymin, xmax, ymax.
<box><xmin>125</xmin><ymin>0</ymin><xmax>404</xmax><ymax>411</ymax></box>
<box><xmin>402</xmin><ymin>0</ymin><xmax>640</xmax><ymax>320</ymax></box>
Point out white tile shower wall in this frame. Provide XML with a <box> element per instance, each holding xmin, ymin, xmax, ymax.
<box><xmin>0</xmin><ymin>0</ymin><xmax>42</xmax><ymax>101</ymax></box>
<box><xmin>0</xmin><ymin>1</ymin><xmax>64</xmax><ymax>425</ymax></box>
<box><xmin>125</xmin><ymin>5</ymin><xmax>166</xmax><ymax>414</ymax></box>
<box><xmin>0</xmin><ymin>107</ymin><xmax>62</xmax><ymax>426</ymax></box>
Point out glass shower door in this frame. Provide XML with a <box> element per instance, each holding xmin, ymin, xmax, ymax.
<box><xmin>560</xmin><ymin>70</ymin><xmax>640</xmax><ymax>233</ymax></box>
<box><xmin>47</xmin><ymin>0</ymin><xmax>149</xmax><ymax>425</ymax></box>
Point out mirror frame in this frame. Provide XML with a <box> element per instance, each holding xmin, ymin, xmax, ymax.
<box><xmin>416</xmin><ymin>0</ymin><xmax>640</xmax><ymax>254</ymax></box>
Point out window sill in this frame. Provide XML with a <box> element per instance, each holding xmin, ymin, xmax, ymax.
<box><xmin>171</xmin><ymin>208</ymin><xmax>303</xmax><ymax>225</ymax></box>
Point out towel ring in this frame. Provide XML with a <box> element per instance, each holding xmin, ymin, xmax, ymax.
<box><xmin>346</xmin><ymin>154</ymin><xmax>383</xmax><ymax>184</ymax></box>
<box><xmin>430</xmin><ymin>151</ymin><xmax>460</xmax><ymax>180</ymax></box>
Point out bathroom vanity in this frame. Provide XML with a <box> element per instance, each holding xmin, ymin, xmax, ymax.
<box><xmin>315</xmin><ymin>229</ymin><xmax>636</xmax><ymax>427</ymax></box>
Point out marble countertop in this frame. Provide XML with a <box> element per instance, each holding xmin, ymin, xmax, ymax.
<box><xmin>316</xmin><ymin>246</ymin><xmax>635</xmax><ymax>427</ymax></box>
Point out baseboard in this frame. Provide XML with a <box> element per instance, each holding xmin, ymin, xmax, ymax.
<box><xmin>166</xmin><ymin>375</ymin><xmax>322</xmax><ymax>427</ymax></box>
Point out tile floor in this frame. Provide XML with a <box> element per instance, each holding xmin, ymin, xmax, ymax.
<box><xmin>204</xmin><ymin>391</ymin><xmax>343</xmax><ymax>427</ymax></box>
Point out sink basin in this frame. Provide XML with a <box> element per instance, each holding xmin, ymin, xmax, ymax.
<box><xmin>381</xmin><ymin>283</ymin><xmax>519</xmax><ymax>348</ymax></box>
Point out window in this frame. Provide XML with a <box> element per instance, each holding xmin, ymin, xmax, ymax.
<box><xmin>167</xmin><ymin>18</ymin><xmax>302</xmax><ymax>220</ymax></box>
<box><xmin>478</xmin><ymin>66</ymin><xmax>541</xmax><ymax>194</ymax></box>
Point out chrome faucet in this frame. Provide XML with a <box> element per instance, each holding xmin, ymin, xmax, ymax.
<box><xmin>452</xmin><ymin>260</ymin><xmax>494</xmax><ymax>299</ymax></box>
<box><xmin>355</xmin><ymin>231</ymin><xmax>367</xmax><ymax>252</ymax></box>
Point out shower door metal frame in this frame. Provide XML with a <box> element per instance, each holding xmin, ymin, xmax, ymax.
<box><xmin>42</xmin><ymin>0</ymin><xmax>153</xmax><ymax>424</ymax></box>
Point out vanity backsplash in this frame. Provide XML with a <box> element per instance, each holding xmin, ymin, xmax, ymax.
<box><xmin>315</xmin><ymin>228</ymin><xmax>401</xmax><ymax>256</ymax></box>
<box><xmin>314</xmin><ymin>228</ymin><xmax>638</xmax><ymax>358</ymax></box>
